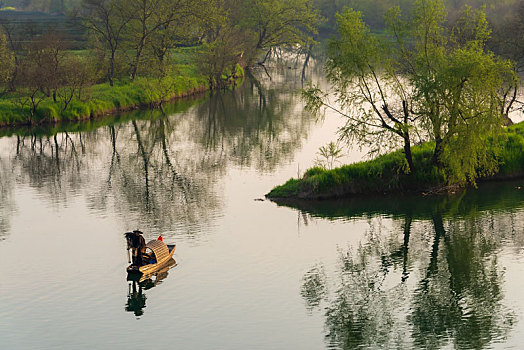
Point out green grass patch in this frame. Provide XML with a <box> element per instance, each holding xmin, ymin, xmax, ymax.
<box><xmin>267</xmin><ymin>122</ymin><xmax>524</xmax><ymax>199</ymax></box>
<box><xmin>0</xmin><ymin>95</ymin><xmax>206</xmax><ymax>138</ymax></box>
<box><xmin>0</xmin><ymin>47</ymin><xmax>215</xmax><ymax>127</ymax></box>
<box><xmin>496</xmin><ymin>122</ymin><xmax>524</xmax><ymax>176</ymax></box>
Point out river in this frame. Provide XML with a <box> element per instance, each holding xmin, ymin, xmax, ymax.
<box><xmin>1</xmin><ymin>64</ymin><xmax>524</xmax><ymax>350</ymax></box>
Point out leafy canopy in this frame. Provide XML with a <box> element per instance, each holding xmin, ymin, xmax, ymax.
<box><xmin>304</xmin><ymin>0</ymin><xmax>518</xmax><ymax>185</ymax></box>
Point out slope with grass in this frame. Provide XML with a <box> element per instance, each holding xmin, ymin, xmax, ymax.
<box><xmin>267</xmin><ymin>121</ymin><xmax>524</xmax><ymax>199</ymax></box>
<box><xmin>0</xmin><ymin>47</ymin><xmax>244</xmax><ymax>128</ymax></box>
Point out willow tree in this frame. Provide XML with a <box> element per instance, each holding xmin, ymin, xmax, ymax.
<box><xmin>304</xmin><ymin>0</ymin><xmax>518</xmax><ymax>184</ymax></box>
<box><xmin>304</xmin><ymin>8</ymin><xmax>419</xmax><ymax>172</ymax></box>
<box><xmin>396</xmin><ymin>0</ymin><xmax>518</xmax><ymax>183</ymax></box>
<box><xmin>123</xmin><ymin>0</ymin><xmax>205</xmax><ymax>80</ymax></box>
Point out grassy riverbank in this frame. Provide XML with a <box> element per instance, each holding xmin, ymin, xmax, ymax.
<box><xmin>0</xmin><ymin>94</ymin><xmax>205</xmax><ymax>138</ymax></box>
<box><xmin>267</xmin><ymin>121</ymin><xmax>524</xmax><ymax>199</ymax></box>
<box><xmin>0</xmin><ymin>47</ymin><xmax>244</xmax><ymax>128</ymax></box>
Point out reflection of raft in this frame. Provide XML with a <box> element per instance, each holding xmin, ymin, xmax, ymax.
<box><xmin>127</xmin><ymin>239</ymin><xmax>176</xmax><ymax>275</ymax></box>
<box><xmin>128</xmin><ymin>258</ymin><xmax>177</xmax><ymax>284</ymax></box>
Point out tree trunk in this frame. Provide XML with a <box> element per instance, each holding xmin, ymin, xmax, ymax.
<box><xmin>258</xmin><ymin>48</ymin><xmax>272</xmax><ymax>65</ymax></box>
<box><xmin>131</xmin><ymin>36</ymin><xmax>146</xmax><ymax>81</ymax></box>
<box><xmin>403</xmin><ymin>134</ymin><xmax>415</xmax><ymax>173</ymax></box>
<box><xmin>427</xmin><ymin>214</ymin><xmax>446</xmax><ymax>276</ymax></box>
<box><xmin>432</xmin><ymin>136</ymin><xmax>444</xmax><ymax>168</ymax></box>
<box><xmin>109</xmin><ymin>51</ymin><xmax>115</xmax><ymax>87</ymax></box>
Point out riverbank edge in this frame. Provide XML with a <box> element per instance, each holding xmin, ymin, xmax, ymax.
<box><xmin>0</xmin><ymin>65</ymin><xmax>245</xmax><ymax>129</ymax></box>
<box><xmin>266</xmin><ymin>121</ymin><xmax>524</xmax><ymax>200</ymax></box>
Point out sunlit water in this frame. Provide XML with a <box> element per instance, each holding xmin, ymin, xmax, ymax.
<box><xmin>1</xmin><ymin>65</ymin><xmax>523</xmax><ymax>350</ymax></box>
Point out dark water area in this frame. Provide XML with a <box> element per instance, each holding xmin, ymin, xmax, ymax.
<box><xmin>1</xmin><ymin>65</ymin><xmax>524</xmax><ymax>349</ymax></box>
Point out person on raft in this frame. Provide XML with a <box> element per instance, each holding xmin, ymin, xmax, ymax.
<box><xmin>125</xmin><ymin>230</ymin><xmax>146</xmax><ymax>266</ymax></box>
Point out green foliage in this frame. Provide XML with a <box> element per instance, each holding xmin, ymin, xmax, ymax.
<box><xmin>496</xmin><ymin>122</ymin><xmax>524</xmax><ymax>176</ymax></box>
<box><xmin>305</xmin><ymin>7</ymin><xmax>417</xmax><ymax>172</ymax></box>
<box><xmin>315</xmin><ymin>141</ymin><xmax>344</xmax><ymax>170</ymax></box>
<box><xmin>242</xmin><ymin>0</ymin><xmax>322</xmax><ymax>51</ymax></box>
<box><xmin>0</xmin><ymin>48</ymin><xmax>210</xmax><ymax>126</ymax></box>
<box><xmin>304</xmin><ymin>0</ymin><xmax>519</xmax><ymax>187</ymax></box>
<box><xmin>407</xmin><ymin>2</ymin><xmax>518</xmax><ymax>185</ymax></box>
<box><xmin>268</xmin><ymin>142</ymin><xmax>442</xmax><ymax>198</ymax></box>
<box><xmin>267</xmin><ymin>121</ymin><xmax>524</xmax><ymax>199</ymax></box>
<box><xmin>0</xmin><ymin>30</ymin><xmax>13</xmax><ymax>86</ymax></box>
<box><xmin>198</xmin><ymin>25</ymin><xmax>250</xmax><ymax>88</ymax></box>
<box><xmin>266</xmin><ymin>178</ymin><xmax>302</xmax><ymax>198</ymax></box>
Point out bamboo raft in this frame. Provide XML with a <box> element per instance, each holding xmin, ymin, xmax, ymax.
<box><xmin>127</xmin><ymin>239</ymin><xmax>176</xmax><ymax>275</ymax></box>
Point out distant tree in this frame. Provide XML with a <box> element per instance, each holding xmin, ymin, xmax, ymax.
<box><xmin>147</xmin><ymin>6</ymin><xmax>192</xmax><ymax>70</ymax></box>
<box><xmin>304</xmin><ymin>0</ymin><xmax>518</xmax><ymax>184</ymax></box>
<box><xmin>198</xmin><ymin>24</ymin><xmax>249</xmax><ymax>88</ymax></box>
<box><xmin>490</xmin><ymin>0</ymin><xmax>524</xmax><ymax>72</ymax></box>
<box><xmin>0</xmin><ymin>19</ymin><xmax>23</xmax><ymax>92</ymax></box>
<box><xmin>12</xmin><ymin>63</ymin><xmax>46</xmax><ymax>123</ymax></box>
<box><xmin>29</xmin><ymin>31</ymin><xmax>67</xmax><ymax>102</ymax></box>
<box><xmin>79</xmin><ymin>0</ymin><xmax>130</xmax><ymax>86</ymax></box>
<box><xmin>122</xmin><ymin>0</ymin><xmax>206</xmax><ymax>80</ymax></box>
<box><xmin>239</xmin><ymin>0</ymin><xmax>322</xmax><ymax>64</ymax></box>
<box><xmin>56</xmin><ymin>55</ymin><xmax>93</xmax><ymax>111</ymax></box>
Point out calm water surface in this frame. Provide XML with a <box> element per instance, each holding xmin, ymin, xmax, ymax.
<box><xmin>1</xmin><ymin>66</ymin><xmax>524</xmax><ymax>350</ymax></box>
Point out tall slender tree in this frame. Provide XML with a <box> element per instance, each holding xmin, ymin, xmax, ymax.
<box><xmin>79</xmin><ymin>0</ymin><xmax>130</xmax><ymax>86</ymax></box>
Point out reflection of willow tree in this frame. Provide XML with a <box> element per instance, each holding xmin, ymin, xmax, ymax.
<box><xmin>88</xmin><ymin>116</ymin><xmax>224</xmax><ymax>235</ymax></box>
<box><xmin>0</xmin><ymin>154</ymin><xmax>16</xmax><ymax>239</ymax></box>
<box><xmin>300</xmin><ymin>197</ymin><xmax>521</xmax><ymax>349</ymax></box>
<box><xmin>321</xmin><ymin>218</ymin><xmax>411</xmax><ymax>349</ymax></box>
<box><xmin>195</xmin><ymin>68</ymin><xmax>315</xmax><ymax>172</ymax></box>
<box><xmin>6</xmin><ymin>119</ymin><xmax>221</xmax><ymax>235</ymax></box>
<box><xmin>410</xmin><ymin>214</ymin><xmax>514</xmax><ymax>350</ymax></box>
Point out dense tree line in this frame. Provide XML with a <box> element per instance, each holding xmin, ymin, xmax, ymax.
<box><xmin>2</xmin><ymin>0</ymin><xmax>81</xmax><ymax>14</ymax></box>
<box><xmin>0</xmin><ymin>0</ymin><xmax>322</xmax><ymax>120</ymax></box>
<box><xmin>0</xmin><ymin>0</ymin><xmax>521</xmax><ymax>130</ymax></box>
<box><xmin>312</xmin><ymin>0</ymin><xmax>522</xmax><ymax>30</ymax></box>
<box><xmin>312</xmin><ymin>0</ymin><xmax>524</xmax><ymax>67</ymax></box>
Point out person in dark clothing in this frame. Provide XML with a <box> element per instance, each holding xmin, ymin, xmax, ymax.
<box><xmin>125</xmin><ymin>230</ymin><xmax>146</xmax><ymax>266</ymax></box>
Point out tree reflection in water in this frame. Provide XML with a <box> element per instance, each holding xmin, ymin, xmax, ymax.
<box><xmin>297</xmin><ymin>187</ymin><xmax>523</xmax><ymax>349</ymax></box>
<box><xmin>0</xmin><ymin>155</ymin><xmax>15</xmax><ymax>240</ymax></box>
<box><xmin>301</xmin><ymin>264</ymin><xmax>327</xmax><ymax>312</ymax></box>
<box><xmin>410</xmin><ymin>215</ymin><xmax>514</xmax><ymax>350</ymax></box>
<box><xmin>195</xmin><ymin>68</ymin><xmax>311</xmax><ymax>172</ymax></box>
<box><xmin>0</xmin><ymin>67</ymin><xmax>316</xmax><ymax>239</ymax></box>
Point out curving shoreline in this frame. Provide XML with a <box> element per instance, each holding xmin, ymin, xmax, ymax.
<box><xmin>0</xmin><ymin>62</ymin><xmax>244</xmax><ymax>129</ymax></box>
<box><xmin>267</xmin><ymin>121</ymin><xmax>524</xmax><ymax>200</ymax></box>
